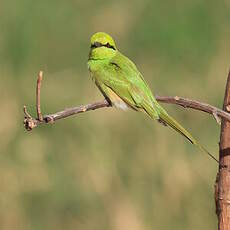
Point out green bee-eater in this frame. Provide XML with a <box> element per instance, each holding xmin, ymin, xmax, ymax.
<box><xmin>87</xmin><ymin>32</ymin><xmax>218</xmax><ymax>163</ymax></box>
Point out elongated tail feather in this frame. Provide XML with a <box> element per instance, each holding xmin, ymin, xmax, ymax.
<box><xmin>159</xmin><ymin>111</ymin><xmax>219</xmax><ymax>163</ymax></box>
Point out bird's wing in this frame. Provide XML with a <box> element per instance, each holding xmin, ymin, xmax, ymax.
<box><xmin>97</xmin><ymin>52</ymin><xmax>159</xmax><ymax>119</ymax></box>
<box><xmin>111</xmin><ymin>52</ymin><xmax>156</xmax><ymax>101</ymax></box>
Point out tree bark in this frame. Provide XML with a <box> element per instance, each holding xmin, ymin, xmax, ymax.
<box><xmin>216</xmin><ymin>71</ymin><xmax>230</xmax><ymax>230</ymax></box>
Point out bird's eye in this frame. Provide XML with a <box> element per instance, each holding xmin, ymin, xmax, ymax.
<box><xmin>95</xmin><ymin>42</ymin><xmax>102</xmax><ymax>47</ymax></box>
<box><xmin>91</xmin><ymin>42</ymin><xmax>102</xmax><ymax>49</ymax></box>
<box><xmin>105</xmin><ymin>42</ymin><xmax>116</xmax><ymax>50</ymax></box>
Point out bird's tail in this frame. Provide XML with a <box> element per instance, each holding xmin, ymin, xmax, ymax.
<box><xmin>158</xmin><ymin>110</ymin><xmax>219</xmax><ymax>163</ymax></box>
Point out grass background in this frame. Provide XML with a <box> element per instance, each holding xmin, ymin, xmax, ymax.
<box><xmin>0</xmin><ymin>0</ymin><xmax>230</xmax><ymax>229</ymax></box>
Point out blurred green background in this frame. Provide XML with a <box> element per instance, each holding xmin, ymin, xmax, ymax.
<box><xmin>1</xmin><ymin>0</ymin><xmax>230</xmax><ymax>229</ymax></box>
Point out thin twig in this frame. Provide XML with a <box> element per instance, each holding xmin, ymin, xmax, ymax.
<box><xmin>23</xmin><ymin>71</ymin><xmax>230</xmax><ymax>131</ymax></box>
<box><xmin>23</xmin><ymin>99</ymin><xmax>110</xmax><ymax>131</ymax></box>
<box><xmin>155</xmin><ymin>95</ymin><xmax>230</xmax><ymax>123</ymax></box>
<box><xmin>36</xmin><ymin>71</ymin><xmax>43</xmax><ymax>121</ymax></box>
<box><xmin>23</xmin><ymin>105</ymin><xmax>32</xmax><ymax>119</ymax></box>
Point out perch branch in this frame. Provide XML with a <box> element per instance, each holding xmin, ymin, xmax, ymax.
<box><xmin>23</xmin><ymin>71</ymin><xmax>230</xmax><ymax>131</ymax></box>
<box><xmin>155</xmin><ymin>95</ymin><xmax>230</xmax><ymax>124</ymax></box>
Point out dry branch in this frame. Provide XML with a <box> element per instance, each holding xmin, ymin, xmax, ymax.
<box><xmin>23</xmin><ymin>71</ymin><xmax>230</xmax><ymax>131</ymax></box>
<box><xmin>36</xmin><ymin>71</ymin><xmax>43</xmax><ymax>121</ymax></box>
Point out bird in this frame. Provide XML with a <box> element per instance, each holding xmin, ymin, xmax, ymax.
<box><xmin>87</xmin><ymin>31</ymin><xmax>218</xmax><ymax>163</ymax></box>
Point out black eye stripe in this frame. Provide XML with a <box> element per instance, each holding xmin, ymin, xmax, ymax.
<box><xmin>91</xmin><ymin>42</ymin><xmax>116</xmax><ymax>50</ymax></box>
<box><xmin>105</xmin><ymin>42</ymin><xmax>116</xmax><ymax>50</ymax></box>
<box><xmin>91</xmin><ymin>42</ymin><xmax>101</xmax><ymax>48</ymax></box>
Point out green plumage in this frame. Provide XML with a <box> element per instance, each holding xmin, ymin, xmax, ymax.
<box><xmin>88</xmin><ymin>32</ymin><xmax>218</xmax><ymax>163</ymax></box>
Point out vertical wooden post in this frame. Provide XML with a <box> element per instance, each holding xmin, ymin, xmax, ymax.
<box><xmin>216</xmin><ymin>71</ymin><xmax>230</xmax><ymax>230</ymax></box>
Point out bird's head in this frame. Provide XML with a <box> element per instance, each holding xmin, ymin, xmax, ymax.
<box><xmin>89</xmin><ymin>32</ymin><xmax>117</xmax><ymax>60</ymax></box>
